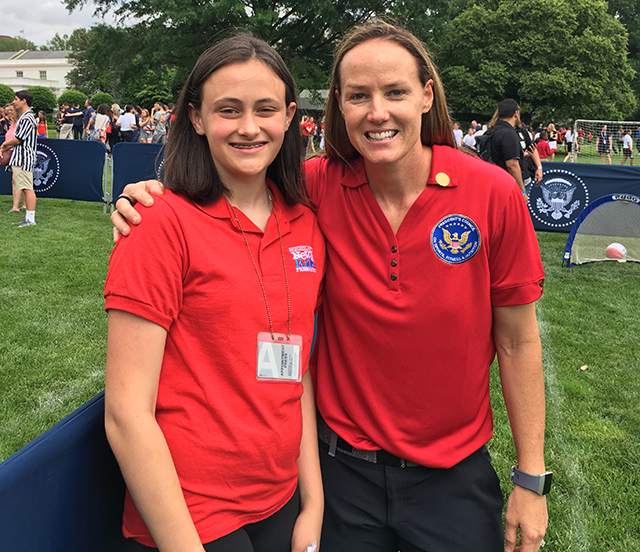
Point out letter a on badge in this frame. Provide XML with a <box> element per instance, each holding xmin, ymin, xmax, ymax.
<box><xmin>257</xmin><ymin>341</ymin><xmax>279</xmax><ymax>379</ymax></box>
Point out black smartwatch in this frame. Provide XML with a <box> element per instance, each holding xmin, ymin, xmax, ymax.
<box><xmin>510</xmin><ymin>466</ymin><xmax>553</xmax><ymax>495</ymax></box>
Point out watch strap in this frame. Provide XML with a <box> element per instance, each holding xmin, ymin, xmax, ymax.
<box><xmin>510</xmin><ymin>466</ymin><xmax>553</xmax><ymax>495</ymax></box>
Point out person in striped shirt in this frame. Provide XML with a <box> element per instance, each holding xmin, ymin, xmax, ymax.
<box><xmin>0</xmin><ymin>90</ymin><xmax>38</xmax><ymax>227</ymax></box>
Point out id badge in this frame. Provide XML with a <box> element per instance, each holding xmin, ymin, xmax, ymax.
<box><xmin>256</xmin><ymin>332</ymin><xmax>303</xmax><ymax>382</ymax></box>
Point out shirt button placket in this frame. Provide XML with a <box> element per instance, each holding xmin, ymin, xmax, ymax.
<box><xmin>390</xmin><ymin>245</ymin><xmax>398</xmax><ymax>285</ymax></box>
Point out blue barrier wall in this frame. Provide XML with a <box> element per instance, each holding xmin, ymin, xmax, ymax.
<box><xmin>111</xmin><ymin>142</ymin><xmax>164</xmax><ymax>202</ymax></box>
<box><xmin>0</xmin><ymin>392</ymin><xmax>127</xmax><ymax>552</ymax></box>
<box><xmin>0</xmin><ymin>137</ymin><xmax>107</xmax><ymax>203</ymax></box>
<box><xmin>529</xmin><ymin>162</ymin><xmax>640</xmax><ymax>232</ymax></box>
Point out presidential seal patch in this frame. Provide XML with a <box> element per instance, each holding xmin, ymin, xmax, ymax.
<box><xmin>431</xmin><ymin>214</ymin><xmax>481</xmax><ymax>264</ymax></box>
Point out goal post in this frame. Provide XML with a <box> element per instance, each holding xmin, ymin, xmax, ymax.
<box><xmin>572</xmin><ymin>119</ymin><xmax>640</xmax><ymax>163</ymax></box>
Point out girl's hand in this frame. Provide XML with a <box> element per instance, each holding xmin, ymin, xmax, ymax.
<box><xmin>291</xmin><ymin>506</ymin><xmax>322</xmax><ymax>552</ymax></box>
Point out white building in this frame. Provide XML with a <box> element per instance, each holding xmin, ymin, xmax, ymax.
<box><xmin>0</xmin><ymin>50</ymin><xmax>72</xmax><ymax>97</ymax></box>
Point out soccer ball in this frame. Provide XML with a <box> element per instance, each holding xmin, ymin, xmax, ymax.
<box><xmin>605</xmin><ymin>243</ymin><xmax>627</xmax><ymax>261</ymax></box>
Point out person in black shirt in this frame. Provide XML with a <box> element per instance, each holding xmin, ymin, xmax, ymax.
<box><xmin>489</xmin><ymin>99</ymin><xmax>542</xmax><ymax>199</ymax></box>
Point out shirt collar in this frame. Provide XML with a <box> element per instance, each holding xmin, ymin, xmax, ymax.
<box><xmin>338</xmin><ymin>146</ymin><xmax>459</xmax><ymax>190</ymax></box>
<box><xmin>425</xmin><ymin>144</ymin><xmax>458</xmax><ymax>189</ymax></box>
<box><xmin>194</xmin><ymin>178</ymin><xmax>305</xmax><ymax>227</ymax></box>
<box><xmin>495</xmin><ymin>120</ymin><xmax>515</xmax><ymax>129</ymax></box>
<box><xmin>339</xmin><ymin>158</ymin><xmax>368</xmax><ymax>188</ymax></box>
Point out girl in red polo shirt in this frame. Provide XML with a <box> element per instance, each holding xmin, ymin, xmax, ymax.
<box><xmin>104</xmin><ymin>35</ymin><xmax>324</xmax><ymax>552</ymax></box>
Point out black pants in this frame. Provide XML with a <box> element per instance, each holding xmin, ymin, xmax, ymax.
<box><xmin>319</xmin><ymin>440</ymin><xmax>504</xmax><ymax>552</ymax></box>
<box><xmin>120</xmin><ymin>130</ymin><xmax>134</xmax><ymax>143</ymax></box>
<box><xmin>120</xmin><ymin>488</ymin><xmax>299</xmax><ymax>552</ymax></box>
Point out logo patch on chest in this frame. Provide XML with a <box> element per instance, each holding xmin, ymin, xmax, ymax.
<box><xmin>288</xmin><ymin>246</ymin><xmax>317</xmax><ymax>273</ymax></box>
<box><xmin>430</xmin><ymin>214</ymin><xmax>481</xmax><ymax>264</ymax></box>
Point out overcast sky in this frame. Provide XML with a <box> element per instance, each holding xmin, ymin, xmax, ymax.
<box><xmin>1</xmin><ymin>0</ymin><xmax>120</xmax><ymax>48</ymax></box>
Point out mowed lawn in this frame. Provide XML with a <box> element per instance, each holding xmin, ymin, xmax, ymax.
<box><xmin>1</xmin><ymin>195</ymin><xmax>639</xmax><ymax>550</ymax></box>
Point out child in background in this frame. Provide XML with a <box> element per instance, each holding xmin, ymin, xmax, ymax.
<box><xmin>37</xmin><ymin>111</ymin><xmax>48</xmax><ymax>138</ymax></box>
<box><xmin>536</xmin><ymin>130</ymin><xmax>555</xmax><ymax>160</ymax></box>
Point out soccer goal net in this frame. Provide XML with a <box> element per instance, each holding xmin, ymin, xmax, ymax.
<box><xmin>571</xmin><ymin>119</ymin><xmax>640</xmax><ymax>163</ymax></box>
<box><xmin>563</xmin><ymin>193</ymin><xmax>640</xmax><ymax>267</ymax></box>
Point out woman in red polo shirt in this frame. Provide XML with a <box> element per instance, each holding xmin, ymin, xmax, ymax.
<box><xmin>104</xmin><ymin>35</ymin><xmax>324</xmax><ymax>552</ymax></box>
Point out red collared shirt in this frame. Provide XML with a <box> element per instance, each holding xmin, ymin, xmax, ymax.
<box><xmin>104</xmin><ymin>186</ymin><xmax>325</xmax><ymax>545</ymax></box>
<box><xmin>305</xmin><ymin>145</ymin><xmax>543</xmax><ymax>468</ymax></box>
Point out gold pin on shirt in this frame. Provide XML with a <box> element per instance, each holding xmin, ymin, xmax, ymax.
<box><xmin>435</xmin><ymin>172</ymin><xmax>450</xmax><ymax>187</ymax></box>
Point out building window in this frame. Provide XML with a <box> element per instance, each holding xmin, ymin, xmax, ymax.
<box><xmin>16</xmin><ymin>71</ymin><xmax>23</xmax><ymax>78</ymax></box>
<box><xmin>40</xmin><ymin>71</ymin><xmax>47</xmax><ymax>80</ymax></box>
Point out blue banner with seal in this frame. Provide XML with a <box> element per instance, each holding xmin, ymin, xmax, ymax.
<box><xmin>529</xmin><ymin>162</ymin><xmax>640</xmax><ymax>232</ymax></box>
<box><xmin>0</xmin><ymin>137</ymin><xmax>107</xmax><ymax>202</ymax></box>
<box><xmin>110</xmin><ymin>142</ymin><xmax>164</xmax><ymax>202</ymax></box>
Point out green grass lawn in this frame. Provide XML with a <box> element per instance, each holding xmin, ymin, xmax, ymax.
<box><xmin>0</xmin><ymin>197</ymin><xmax>113</xmax><ymax>459</ymax></box>
<box><xmin>1</xmin><ymin>195</ymin><xmax>639</xmax><ymax>550</ymax></box>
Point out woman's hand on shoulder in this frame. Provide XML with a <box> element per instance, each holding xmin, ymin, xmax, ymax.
<box><xmin>111</xmin><ymin>180</ymin><xmax>166</xmax><ymax>243</ymax></box>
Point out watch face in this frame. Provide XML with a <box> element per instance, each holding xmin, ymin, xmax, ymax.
<box><xmin>541</xmin><ymin>472</ymin><xmax>553</xmax><ymax>495</ymax></box>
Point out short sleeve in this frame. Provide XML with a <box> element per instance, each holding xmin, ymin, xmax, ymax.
<box><xmin>104</xmin><ymin>196</ymin><xmax>188</xmax><ymax>330</ymax></box>
<box><xmin>489</xmin><ymin>186</ymin><xmax>544</xmax><ymax>306</ymax></box>
<box><xmin>14</xmin><ymin>117</ymin><xmax>30</xmax><ymax>141</ymax></box>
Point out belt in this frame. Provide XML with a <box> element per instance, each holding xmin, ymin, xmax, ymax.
<box><xmin>317</xmin><ymin>415</ymin><xmax>420</xmax><ymax>468</ymax></box>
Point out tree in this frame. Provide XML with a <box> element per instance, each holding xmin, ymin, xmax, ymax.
<box><xmin>0</xmin><ymin>84</ymin><xmax>15</xmax><ymax>106</ymax></box>
<box><xmin>438</xmin><ymin>0</ymin><xmax>637</xmax><ymax>123</ymax></box>
<box><xmin>39</xmin><ymin>33</ymin><xmax>73</xmax><ymax>51</ymax></box>
<box><xmin>0</xmin><ymin>36</ymin><xmax>37</xmax><ymax>52</ymax></box>
<box><xmin>61</xmin><ymin>0</ymin><xmax>480</xmax><ymax>104</ymax></box>
<box><xmin>58</xmin><ymin>90</ymin><xmax>88</xmax><ymax>107</ymax></box>
<box><xmin>90</xmin><ymin>92</ymin><xmax>116</xmax><ymax>108</ymax></box>
<box><xmin>391</xmin><ymin>0</ymin><xmax>469</xmax><ymax>54</ymax></box>
<box><xmin>27</xmin><ymin>86</ymin><xmax>57</xmax><ymax>115</ymax></box>
<box><xmin>607</xmin><ymin>0</ymin><xmax>640</xmax><ymax>119</ymax></box>
<box><xmin>65</xmin><ymin>25</ymin><xmax>173</xmax><ymax>104</ymax></box>
<box><xmin>63</xmin><ymin>0</ymin><xmax>436</xmax><ymax>96</ymax></box>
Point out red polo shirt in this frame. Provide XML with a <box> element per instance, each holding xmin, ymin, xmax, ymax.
<box><xmin>305</xmin><ymin>145</ymin><xmax>544</xmax><ymax>468</ymax></box>
<box><xmin>104</xmin><ymin>186</ymin><xmax>325</xmax><ymax>545</ymax></box>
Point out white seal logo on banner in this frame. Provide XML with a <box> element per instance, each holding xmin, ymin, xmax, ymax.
<box><xmin>530</xmin><ymin>169</ymin><xmax>589</xmax><ymax>229</ymax></box>
<box><xmin>33</xmin><ymin>143</ymin><xmax>60</xmax><ymax>193</ymax></box>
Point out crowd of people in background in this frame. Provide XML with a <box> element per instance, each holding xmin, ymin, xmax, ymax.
<box><xmin>453</xmin><ymin>118</ymin><xmax>640</xmax><ymax>166</ymax></box>
<box><xmin>52</xmin><ymin>100</ymin><xmax>176</xmax><ymax>152</ymax></box>
<box><xmin>455</xmin><ymin>119</ymin><xmax>575</xmax><ymax>161</ymax></box>
<box><xmin>3</xmin><ymin>97</ymin><xmax>332</xmax><ymax>160</ymax></box>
